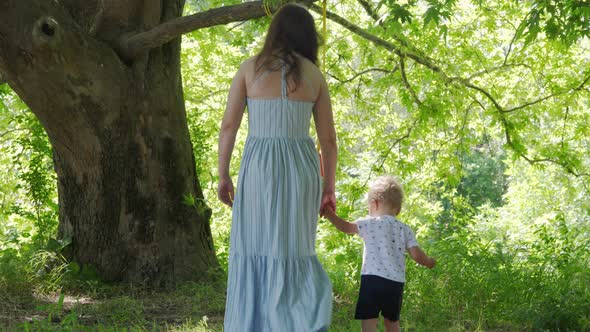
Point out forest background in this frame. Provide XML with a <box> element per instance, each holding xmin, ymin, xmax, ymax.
<box><xmin>1</xmin><ymin>0</ymin><xmax>589</xmax><ymax>330</ymax></box>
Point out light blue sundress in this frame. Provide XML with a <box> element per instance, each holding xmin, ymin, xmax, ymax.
<box><xmin>224</xmin><ymin>64</ymin><xmax>333</xmax><ymax>331</ymax></box>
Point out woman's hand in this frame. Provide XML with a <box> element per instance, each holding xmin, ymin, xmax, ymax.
<box><xmin>319</xmin><ymin>190</ymin><xmax>336</xmax><ymax>217</ymax></box>
<box><xmin>218</xmin><ymin>177</ymin><xmax>235</xmax><ymax>207</ymax></box>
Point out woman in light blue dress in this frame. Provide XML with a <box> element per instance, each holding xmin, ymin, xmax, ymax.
<box><xmin>217</xmin><ymin>4</ymin><xmax>337</xmax><ymax>331</ymax></box>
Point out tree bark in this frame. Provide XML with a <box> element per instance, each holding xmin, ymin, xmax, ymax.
<box><xmin>0</xmin><ymin>0</ymin><xmax>217</xmax><ymax>284</ymax></box>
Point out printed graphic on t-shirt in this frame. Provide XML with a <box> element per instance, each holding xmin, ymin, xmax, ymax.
<box><xmin>356</xmin><ymin>215</ymin><xmax>418</xmax><ymax>283</ymax></box>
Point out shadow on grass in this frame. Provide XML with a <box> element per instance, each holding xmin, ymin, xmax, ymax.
<box><xmin>1</xmin><ymin>278</ymin><xmax>226</xmax><ymax>331</ymax></box>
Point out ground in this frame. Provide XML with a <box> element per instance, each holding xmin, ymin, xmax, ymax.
<box><xmin>1</xmin><ymin>281</ymin><xmax>226</xmax><ymax>331</ymax></box>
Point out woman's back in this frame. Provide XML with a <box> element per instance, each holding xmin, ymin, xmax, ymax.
<box><xmin>243</xmin><ymin>56</ymin><xmax>319</xmax><ymax>139</ymax></box>
<box><xmin>244</xmin><ymin>55</ymin><xmax>321</xmax><ymax>103</ymax></box>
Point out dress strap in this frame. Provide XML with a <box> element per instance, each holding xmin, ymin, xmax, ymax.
<box><xmin>281</xmin><ymin>64</ymin><xmax>287</xmax><ymax>98</ymax></box>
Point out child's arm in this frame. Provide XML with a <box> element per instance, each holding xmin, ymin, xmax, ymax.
<box><xmin>323</xmin><ymin>208</ymin><xmax>358</xmax><ymax>234</ymax></box>
<box><xmin>407</xmin><ymin>246</ymin><xmax>436</xmax><ymax>269</ymax></box>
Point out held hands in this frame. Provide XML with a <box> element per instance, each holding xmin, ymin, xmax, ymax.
<box><xmin>321</xmin><ymin>205</ymin><xmax>336</xmax><ymax>220</ymax></box>
<box><xmin>319</xmin><ymin>190</ymin><xmax>336</xmax><ymax>217</ymax></box>
<box><xmin>218</xmin><ymin>176</ymin><xmax>235</xmax><ymax>207</ymax></box>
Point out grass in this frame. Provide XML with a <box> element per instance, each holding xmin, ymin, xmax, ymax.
<box><xmin>1</xmin><ymin>219</ymin><xmax>589</xmax><ymax>331</ymax></box>
<box><xmin>1</xmin><ymin>281</ymin><xmax>226</xmax><ymax>331</ymax></box>
<box><xmin>2</xmin><ymin>262</ymin><xmax>589</xmax><ymax>331</ymax></box>
<box><xmin>0</xmin><ymin>286</ymin><xmax>389</xmax><ymax>331</ymax></box>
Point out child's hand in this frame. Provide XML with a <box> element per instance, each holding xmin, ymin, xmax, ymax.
<box><xmin>321</xmin><ymin>206</ymin><xmax>336</xmax><ymax>219</ymax></box>
<box><xmin>322</xmin><ymin>209</ymin><xmax>358</xmax><ymax>234</ymax></box>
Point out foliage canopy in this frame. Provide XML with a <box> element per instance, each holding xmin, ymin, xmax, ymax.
<box><xmin>1</xmin><ymin>0</ymin><xmax>589</xmax><ymax>330</ymax></box>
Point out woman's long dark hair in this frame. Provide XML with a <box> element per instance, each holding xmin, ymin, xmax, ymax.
<box><xmin>255</xmin><ymin>4</ymin><xmax>320</xmax><ymax>91</ymax></box>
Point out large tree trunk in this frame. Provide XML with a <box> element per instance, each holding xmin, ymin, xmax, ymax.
<box><xmin>0</xmin><ymin>0</ymin><xmax>217</xmax><ymax>284</ymax></box>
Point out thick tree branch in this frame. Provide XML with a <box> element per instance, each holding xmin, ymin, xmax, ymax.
<box><xmin>168</xmin><ymin>1</ymin><xmax>585</xmax><ymax>178</ymax></box>
<box><xmin>0</xmin><ymin>72</ymin><xmax>6</xmax><ymax>85</ymax></box>
<box><xmin>463</xmin><ymin>81</ymin><xmax>506</xmax><ymax>112</ymax></box>
<box><xmin>117</xmin><ymin>0</ymin><xmax>314</xmax><ymax>61</ymax></box>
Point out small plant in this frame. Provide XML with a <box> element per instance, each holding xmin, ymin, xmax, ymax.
<box><xmin>83</xmin><ymin>296</ymin><xmax>147</xmax><ymax>327</ymax></box>
<box><xmin>21</xmin><ymin>293</ymin><xmax>83</xmax><ymax>331</ymax></box>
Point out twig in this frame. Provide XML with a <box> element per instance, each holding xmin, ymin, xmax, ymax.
<box><xmin>88</xmin><ymin>0</ymin><xmax>105</xmax><ymax>36</ymax></box>
<box><xmin>503</xmin><ymin>15</ymin><xmax>528</xmax><ymax>65</ymax></box>
<box><xmin>0</xmin><ymin>128</ymin><xmax>21</xmax><ymax>138</ymax></box>
<box><xmin>466</xmin><ymin>63</ymin><xmax>533</xmax><ymax>81</ymax></box>
<box><xmin>328</xmin><ymin>67</ymin><xmax>397</xmax><ymax>84</ymax></box>
<box><xmin>504</xmin><ymin>72</ymin><xmax>590</xmax><ymax>113</ymax></box>
<box><xmin>362</xmin><ymin>117</ymin><xmax>419</xmax><ymax>188</ymax></box>
<box><xmin>399</xmin><ymin>55</ymin><xmax>422</xmax><ymax>106</ymax></box>
<box><xmin>356</xmin><ymin>0</ymin><xmax>380</xmax><ymax>23</ymax></box>
<box><xmin>560</xmin><ymin>107</ymin><xmax>569</xmax><ymax>150</ymax></box>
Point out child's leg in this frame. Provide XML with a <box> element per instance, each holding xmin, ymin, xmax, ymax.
<box><xmin>384</xmin><ymin>318</ymin><xmax>400</xmax><ymax>332</ymax></box>
<box><xmin>361</xmin><ymin>318</ymin><xmax>379</xmax><ymax>332</ymax></box>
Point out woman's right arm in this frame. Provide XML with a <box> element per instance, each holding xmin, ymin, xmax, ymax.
<box><xmin>313</xmin><ymin>72</ymin><xmax>337</xmax><ymax>214</ymax></box>
<box><xmin>217</xmin><ymin>64</ymin><xmax>247</xmax><ymax>207</ymax></box>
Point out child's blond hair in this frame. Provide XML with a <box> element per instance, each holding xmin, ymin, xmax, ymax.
<box><xmin>367</xmin><ymin>175</ymin><xmax>404</xmax><ymax>211</ymax></box>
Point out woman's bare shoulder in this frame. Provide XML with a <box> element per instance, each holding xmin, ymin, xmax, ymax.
<box><xmin>236</xmin><ymin>56</ymin><xmax>259</xmax><ymax>80</ymax></box>
<box><xmin>298</xmin><ymin>56</ymin><xmax>323</xmax><ymax>82</ymax></box>
<box><xmin>239</xmin><ymin>57</ymin><xmax>258</xmax><ymax>70</ymax></box>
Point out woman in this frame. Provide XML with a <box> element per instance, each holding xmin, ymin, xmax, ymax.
<box><xmin>217</xmin><ymin>4</ymin><xmax>337</xmax><ymax>331</ymax></box>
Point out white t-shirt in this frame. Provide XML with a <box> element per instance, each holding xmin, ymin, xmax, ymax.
<box><xmin>356</xmin><ymin>215</ymin><xmax>419</xmax><ymax>283</ymax></box>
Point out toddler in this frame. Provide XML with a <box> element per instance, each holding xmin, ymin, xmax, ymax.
<box><xmin>323</xmin><ymin>175</ymin><xmax>436</xmax><ymax>332</ymax></box>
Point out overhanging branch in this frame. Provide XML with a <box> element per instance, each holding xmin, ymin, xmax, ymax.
<box><xmin>471</xmin><ymin>95</ymin><xmax>589</xmax><ymax>178</ymax></box>
<box><xmin>117</xmin><ymin>0</ymin><xmax>315</xmax><ymax>61</ymax></box>
<box><xmin>314</xmin><ymin>3</ymin><xmax>590</xmax><ymax>117</ymax></box>
<box><xmin>317</xmin><ymin>4</ymin><xmax>589</xmax><ymax>177</ymax></box>
<box><xmin>309</xmin><ymin>3</ymin><xmax>443</xmax><ymax>74</ymax></box>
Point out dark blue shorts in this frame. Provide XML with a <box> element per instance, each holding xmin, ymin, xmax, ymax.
<box><xmin>354</xmin><ymin>274</ymin><xmax>404</xmax><ymax>322</ymax></box>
